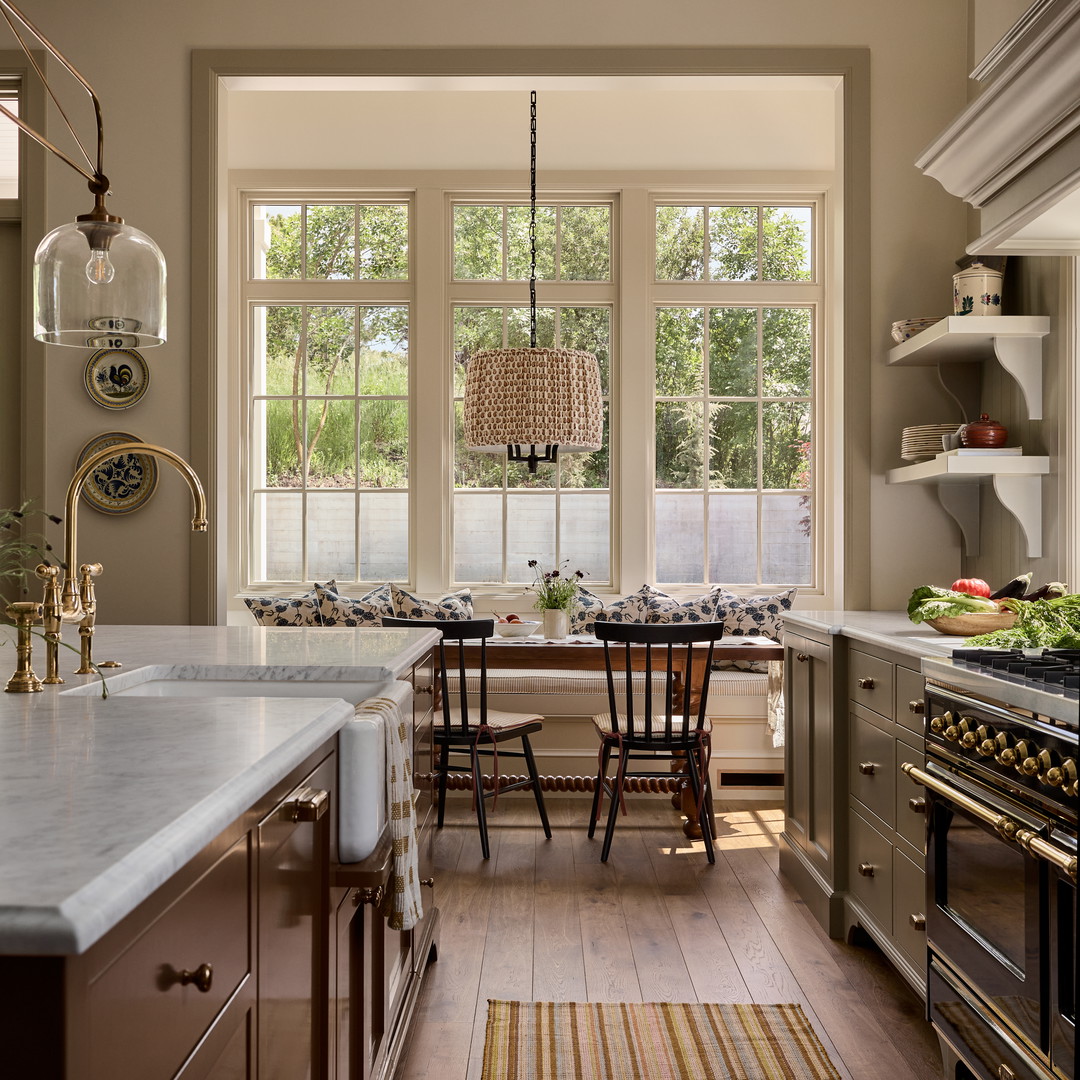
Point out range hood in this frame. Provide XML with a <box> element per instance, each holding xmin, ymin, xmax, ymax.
<box><xmin>917</xmin><ymin>0</ymin><xmax>1080</xmax><ymax>254</ymax></box>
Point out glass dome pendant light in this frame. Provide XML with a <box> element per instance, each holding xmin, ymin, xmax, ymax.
<box><xmin>0</xmin><ymin>0</ymin><xmax>166</xmax><ymax>347</ymax></box>
<box><xmin>462</xmin><ymin>91</ymin><xmax>602</xmax><ymax>474</ymax></box>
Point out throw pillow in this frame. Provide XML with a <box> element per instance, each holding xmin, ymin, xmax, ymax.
<box><xmin>570</xmin><ymin>585</ymin><xmax>649</xmax><ymax>635</ymax></box>
<box><xmin>315</xmin><ymin>582</ymin><xmax>394</xmax><ymax>627</ymax></box>
<box><xmin>643</xmin><ymin>584</ymin><xmax>724</xmax><ymax>624</ymax></box>
<box><xmin>243</xmin><ymin>587</ymin><xmax>323</xmax><ymax>627</ymax></box>
<box><xmin>390</xmin><ymin>584</ymin><xmax>474</xmax><ymax>621</ymax></box>
<box><xmin>713</xmin><ymin>658</ymin><xmax>769</xmax><ymax>673</ymax></box>
<box><xmin>714</xmin><ymin>587</ymin><xmax>797</xmax><ymax>642</ymax></box>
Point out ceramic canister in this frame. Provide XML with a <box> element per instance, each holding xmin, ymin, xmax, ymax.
<box><xmin>953</xmin><ymin>261</ymin><xmax>1003</xmax><ymax>316</ymax></box>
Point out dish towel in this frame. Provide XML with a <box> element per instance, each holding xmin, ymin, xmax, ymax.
<box><xmin>766</xmin><ymin>660</ymin><xmax>786</xmax><ymax>748</ymax></box>
<box><xmin>355</xmin><ymin>680</ymin><xmax>423</xmax><ymax>932</ymax></box>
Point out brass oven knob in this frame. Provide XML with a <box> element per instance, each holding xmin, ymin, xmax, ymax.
<box><xmin>929</xmin><ymin>711</ymin><xmax>951</xmax><ymax>735</ymax></box>
<box><xmin>1035</xmin><ymin>749</ymin><xmax>1058</xmax><ymax>786</ymax></box>
<box><xmin>998</xmin><ymin>737</ymin><xmax>1029</xmax><ymax>768</ymax></box>
<box><xmin>1051</xmin><ymin>758</ymin><xmax>1078</xmax><ymax>794</ymax></box>
<box><xmin>944</xmin><ymin>720</ymin><xmax>963</xmax><ymax>742</ymax></box>
<box><xmin>960</xmin><ymin>729</ymin><xmax>979</xmax><ymax>750</ymax></box>
<box><xmin>857</xmin><ymin>677</ymin><xmax>875</xmax><ymax>690</ymax></box>
<box><xmin>1019</xmin><ymin>748</ymin><xmax>1043</xmax><ymax>777</ymax></box>
<box><xmin>975</xmin><ymin>725</ymin><xmax>997</xmax><ymax>756</ymax></box>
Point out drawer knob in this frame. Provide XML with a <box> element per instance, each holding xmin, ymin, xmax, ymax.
<box><xmin>908</xmin><ymin>699</ymin><xmax>924</xmax><ymax>714</ymax></box>
<box><xmin>857</xmin><ymin>862</ymin><xmax>876</xmax><ymax>878</ymax></box>
<box><xmin>908</xmin><ymin>797</ymin><xmax>926</xmax><ymax>813</ymax></box>
<box><xmin>857</xmin><ymin>677</ymin><xmax>875</xmax><ymax>690</ymax></box>
<box><xmin>355</xmin><ymin>885</ymin><xmax>385</xmax><ymax>907</ymax></box>
<box><xmin>908</xmin><ymin>913</ymin><xmax>926</xmax><ymax>932</ymax></box>
<box><xmin>414</xmin><ymin>684</ymin><xmax>433</xmax><ymax>695</ymax></box>
<box><xmin>420</xmin><ymin>877</ymin><xmax>435</xmax><ymax>888</ymax></box>
<box><xmin>178</xmin><ymin>963</ymin><xmax>213</xmax><ymax>993</ymax></box>
<box><xmin>857</xmin><ymin>761</ymin><xmax>876</xmax><ymax>776</ymax></box>
<box><xmin>795</xmin><ymin>652</ymin><xmax>809</xmax><ymax>663</ymax></box>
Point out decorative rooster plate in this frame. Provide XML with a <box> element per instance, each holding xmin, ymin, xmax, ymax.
<box><xmin>76</xmin><ymin>432</ymin><xmax>158</xmax><ymax>515</ymax></box>
<box><xmin>84</xmin><ymin>348</ymin><xmax>149</xmax><ymax>409</ymax></box>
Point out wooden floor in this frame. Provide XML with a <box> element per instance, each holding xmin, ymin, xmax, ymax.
<box><xmin>398</xmin><ymin>797</ymin><xmax>943</xmax><ymax>1080</ymax></box>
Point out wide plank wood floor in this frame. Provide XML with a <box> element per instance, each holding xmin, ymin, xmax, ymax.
<box><xmin>398</xmin><ymin>797</ymin><xmax>942</xmax><ymax>1080</ymax></box>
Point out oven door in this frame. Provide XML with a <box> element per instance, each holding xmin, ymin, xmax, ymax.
<box><xmin>924</xmin><ymin>760</ymin><xmax>1046</xmax><ymax>1055</ymax></box>
<box><xmin>1050</xmin><ymin>827</ymin><xmax>1077</xmax><ymax>1080</ymax></box>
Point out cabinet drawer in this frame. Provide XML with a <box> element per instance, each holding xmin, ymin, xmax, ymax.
<box><xmin>89</xmin><ymin>837</ymin><xmax>250</xmax><ymax>1080</ymax></box>
<box><xmin>848</xmin><ymin>650</ymin><xmax>894</xmax><ymax>717</ymax></box>
<box><xmin>892</xmin><ymin>848</ymin><xmax>927</xmax><ymax>974</ymax></box>
<box><xmin>848</xmin><ymin>809</ymin><xmax>893</xmax><ymax>929</ymax></box>
<box><xmin>895</xmin><ymin>738</ymin><xmax>927</xmax><ymax>853</ymax></box>
<box><xmin>850</xmin><ymin>710</ymin><xmax>895</xmax><ymax>827</ymax></box>
<box><xmin>894</xmin><ymin>665</ymin><xmax>926</xmax><ymax>737</ymax></box>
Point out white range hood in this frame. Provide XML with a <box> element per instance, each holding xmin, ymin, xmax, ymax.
<box><xmin>917</xmin><ymin>0</ymin><xmax>1080</xmax><ymax>254</ymax></box>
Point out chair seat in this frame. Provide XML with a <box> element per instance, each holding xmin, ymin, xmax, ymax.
<box><xmin>438</xmin><ymin>706</ymin><xmax>544</xmax><ymax>740</ymax></box>
<box><xmin>591</xmin><ymin>711</ymin><xmax>712</xmax><ymax>740</ymax></box>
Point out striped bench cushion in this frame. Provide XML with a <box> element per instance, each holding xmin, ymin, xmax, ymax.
<box><xmin>444</xmin><ymin>668</ymin><xmax>768</xmax><ymax>698</ymax></box>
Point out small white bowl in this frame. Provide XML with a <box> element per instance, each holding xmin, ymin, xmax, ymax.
<box><xmin>494</xmin><ymin>620</ymin><xmax>540</xmax><ymax>637</ymax></box>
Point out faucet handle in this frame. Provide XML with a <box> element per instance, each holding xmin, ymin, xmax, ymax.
<box><xmin>79</xmin><ymin>562</ymin><xmax>103</xmax><ymax>580</ymax></box>
<box><xmin>36</xmin><ymin>563</ymin><xmax>60</xmax><ymax>582</ymax></box>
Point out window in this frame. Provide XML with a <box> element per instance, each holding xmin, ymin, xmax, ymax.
<box><xmin>451</xmin><ymin>200</ymin><xmax>613</xmax><ymax>585</ymax></box>
<box><xmin>245</xmin><ymin>199</ymin><xmax>411</xmax><ymax>584</ymax></box>
<box><xmin>653</xmin><ymin>203</ymin><xmax>818</xmax><ymax>587</ymax></box>
<box><xmin>235</xmin><ymin>183</ymin><xmax>827</xmax><ymax>604</ymax></box>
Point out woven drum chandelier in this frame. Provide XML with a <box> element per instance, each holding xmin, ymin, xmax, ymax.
<box><xmin>462</xmin><ymin>91</ymin><xmax>602</xmax><ymax>474</ymax></box>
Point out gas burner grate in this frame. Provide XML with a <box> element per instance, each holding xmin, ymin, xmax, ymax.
<box><xmin>952</xmin><ymin>647</ymin><xmax>1080</xmax><ymax>697</ymax></box>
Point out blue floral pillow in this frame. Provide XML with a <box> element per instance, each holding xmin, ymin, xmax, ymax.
<box><xmin>390</xmin><ymin>584</ymin><xmax>474</xmax><ymax>621</ymax></box>
<box><xmin>243</xmin><ymin>588</ymin><xmax>323</xmax><ymax>627</ymax></box>
<box><xmin>715</xmin><ymin>588</ymin><xmax>797</xmax><ymax>642</ymax></box>
<box><xmin>570</xmin><ymin>585</ymin><xmax>649</xmax><ymax>635</ymax></box>
<box><xmin>643</xmin><ymin>585</ymin><xmax>723</xmax><ymax>624</ymax></box>
<box><xmin>315</xmin><ymin>582</ymin><xmax>394</xmax><ymax>627</ymax></box>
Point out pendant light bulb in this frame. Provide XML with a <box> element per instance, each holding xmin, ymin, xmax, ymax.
<box><xmin>85</xmin><ymin>246</ymin><xmax>115</xmax><ymax>285</ymax></box>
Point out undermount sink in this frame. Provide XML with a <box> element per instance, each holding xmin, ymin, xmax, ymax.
<box><xmin>61</xmin><ymin>668</ymin><xmax>399</xmax><ymax>863</ymax></box>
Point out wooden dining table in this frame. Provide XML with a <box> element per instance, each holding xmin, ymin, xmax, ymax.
<box><xmin>439</xmin><ymin>632</ymin><xmax>785</xmax><ymax>837</ymax></box>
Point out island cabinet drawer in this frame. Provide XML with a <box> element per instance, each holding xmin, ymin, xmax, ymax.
<box><xmin>848</xmin><ymin>809</ymin><xmax>893</xmax><ymax>929</ymax></box>
<box><xmin>894</xmin><ymin>664</ymin><xmax>926</xmax><ymax>737</ymax></box>
<box><xmin>849</xmin><ymin>708</ymin><xmax>895</xmax><ymax>828</ymax></box>
<box><xmin>895</xmin><ymin>737</ymin><xmax>927</xmax><ymax>853</ymax></box>
<box><xmin>847</xmin><ymin>650</ymin><xmax>894</xmax><ymax>718</ymax></box>
<box><xmin>87</xmin><ymin>836</ymin><xmax>251</xmax><ymax>1080</ymax></box>
<box><xmin>893</xmin><ymin>847</ymin><xmax>927</xmax><ymax>973</ymax></box>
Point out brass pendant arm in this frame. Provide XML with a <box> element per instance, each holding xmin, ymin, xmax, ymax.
<box><xmin>0</xmin><ymin>0</ymin><xmax>105</xmax><ymax>185</ymax></box>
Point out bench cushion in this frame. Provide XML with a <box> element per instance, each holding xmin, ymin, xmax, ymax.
<box><xmin>444</xmin><ymin>667</ymin><xmax>768</xmax><ymax>698</ymax></box>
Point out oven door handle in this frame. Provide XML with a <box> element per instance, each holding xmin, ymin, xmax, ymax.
<box><xmin>902</xmin><ymin>762</ymin><xmax>1078</xmax><ymax>882</ymax></box>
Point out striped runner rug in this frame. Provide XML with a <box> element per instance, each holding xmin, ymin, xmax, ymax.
<box><xmin>481</xmin><ymin>1000</ymin><xmax>843</xmax><ymax>1080</ymax></box>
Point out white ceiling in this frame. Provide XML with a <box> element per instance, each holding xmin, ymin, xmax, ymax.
<box><xmin>225</xmin><ymin>75</ymin><xmax>840</xmax><ymax>173</ymax></box>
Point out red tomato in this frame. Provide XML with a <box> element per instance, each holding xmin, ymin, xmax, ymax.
<box><xmin>951</xmin><ymin>577</ymin><xmax>991</xmax><ymax>597</ymax></box>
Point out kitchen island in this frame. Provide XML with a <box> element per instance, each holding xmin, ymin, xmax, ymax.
<box><xmin>0</xmin><ymin>623</ymin><xmax>440</xmax><ymax>1080</ymax></box>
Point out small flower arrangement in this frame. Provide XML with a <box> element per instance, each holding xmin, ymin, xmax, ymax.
<box><xmin>1</xmin><ymin>502</ymin><xmax>62</xmax><ymax>603</ymax></box>
<box><xmin>528</xmin><ymin>559</ymin><xmax>585</xmax><ymax>612</ymax></box>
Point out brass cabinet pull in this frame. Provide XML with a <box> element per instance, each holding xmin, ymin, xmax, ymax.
<box><xmin>908</xmin><ymin>699</ymin><xmax>924</xmax><ymax>714</ymax></box>
<box><xmin>354</xmin><ymin>885</ymin><xmax>385</xmax><ymax>907</ymax></box>
<box><xmin>857</xmin><ymin>761</ymin><xmax>876</xmax><ymax>776</ymax></box>
<box><xmin>909</xmin><ymin>913</ymin><xmax>926</xmax><ymax>932</ymax></box>
<box><xmin>908</xmin><ymin>796</ymin><xmax>926</xmax><ymax>813</ymax></box>
<box><xmin>795</xmin><ymin>652</ymin><xmax>809</xmax><ymax>663</ymax></box>
<box><xmin>857</xmin><ymin>862</ymin><xmax>876</xmax><ymax>877</ymax></box>
<box><xmin>282</xmin><ymin>787</ymin><xmax>328</xmax><ymax>823</ymax></box>
<box><xmin>420</xmin><ymin>877</ymin><xmax>435</xmax><ymax>888</ymax></box>
<box><xmin>902</xmin><ymin>762</ymin><xmax>1078</xmax><ymax>881</ymax></box>
<box><xmin>414</xmin><ymin>684</ymin><xmax>433</xmax><ymax>696</ymax></box>
<box><xmin>178</xmin><ymin>963</ymin><xmax>213</xmax><ymax>993</ymax></box>
<box><xmin>856</xmin><ymin>677</ymin><xmax>875</xmax><ymax>690</ymax></box>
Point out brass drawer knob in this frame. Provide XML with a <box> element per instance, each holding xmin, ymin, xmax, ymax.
<box><xmin>856</xmin><ymin>677</ymin><xmax>875</xmax><ymax>690</ymax></box>
<box><xmin>354</xmin><ymin>885</ymin><xmax>385</xmax><ymax>907</ymax></box>
<box><xmin>908</xmin><ymin>913</ymin><xmax>926</xmax><ymax>932</ymax></box>
<box><xmin>908</xmin><ymin>797</ymin><xmax>926</xmax><ymax>813</ymax></box>
<box><xmin>795</xmin><ymin>652</ymin><xmax>809</xmax><ymax>663</ymax></box>
<box><xmin>178</xmin><ymin>963</ymin><xmax>213</xmax><ymax>993</ymax></box>
<box><xmin>857</xmin><ymin>862</ymin><xmax>876</xmax><ymax>878</ymax></box>
<box><xmin>908</xmin><ymin>699</ymin><xmax>924</xmax><ymax>714</ymax></box>
<box><xmin>857</xmin><ymin>761</ymin><xmax>877</xmax><ymax>776</ymax></box>
<box><xmin>420</xmin><ymin>877</ymin><xmax>435</xmax><ymax>888</ymax></box>
<box><xmin>414</xmin><ymin>684</ymin><xmax>433</xmax><ymax>696</ymax></box>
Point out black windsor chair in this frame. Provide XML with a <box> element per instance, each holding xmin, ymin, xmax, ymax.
<box><xmin>383</xmin><ymin>617</ymin><xmax>552</xmax><ymax>859</ymax></box>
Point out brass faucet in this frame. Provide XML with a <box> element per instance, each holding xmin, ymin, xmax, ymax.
<box><xmin>36</xmin><ymin>442</ymin><xmax>208</xmax><ymax>681</ymax></box>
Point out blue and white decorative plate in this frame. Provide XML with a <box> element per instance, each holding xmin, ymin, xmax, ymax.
<box><xmin>84</xmin><ymin>348</ymin><xmax>149</xmax><ymax>409</ymax></box>
<box><xmin>76</xmin><ymin>431</ymin><xmax>158</xmax><ymax>515</ymax></box>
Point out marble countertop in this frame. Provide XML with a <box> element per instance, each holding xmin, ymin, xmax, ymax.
<box><xmin>0</xmin><ymin>624</ymin><xmax>439</xmax><ymax>956</ymax></box>
<box><xmin>783</xmin><ymin>610</ymin><xmax>959</xmax><ymax>661</ymax></box>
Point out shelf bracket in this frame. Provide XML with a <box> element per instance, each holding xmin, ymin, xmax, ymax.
<box><xmin>992</xmin><ymin>336</ymin><xmax>1043</xmax><ymax>420</ymax></box>
<box><xmin>936</xmin><ymin>483</ymin><xmax>981</xmax><ymax>558</ymax></box>
<box><xmin>991</xmin><ymin>474</ymin><xmax>1043</xmax><ymax>558</ymax></box>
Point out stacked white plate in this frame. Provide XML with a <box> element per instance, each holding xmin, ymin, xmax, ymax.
<box><xmin>901</xmin><ymin>424</ymin><xmax>958</xmax><ymax>461</ymax></box>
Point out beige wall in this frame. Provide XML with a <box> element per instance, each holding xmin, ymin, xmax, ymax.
<box><xmin>7</xmin><ymin>0</ymin><xmax>976</xmax><ymax>622</ymax></box>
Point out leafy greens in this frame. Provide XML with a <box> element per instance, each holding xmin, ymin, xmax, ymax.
<box><xmin>965</xmin><ymin>594</ymin><xmax>1080</xmax><ymax>648</ymax></box>
<box><xmin>907</xmin><ymin>585</ymin><xmax>1000</xmax><ymax>624</ymax></box>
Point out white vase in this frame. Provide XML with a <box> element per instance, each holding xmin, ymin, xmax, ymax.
<box><xmin>543</xmin><ymin>608</ymin><xmax>570</xmax><ymax>639</ymax></box>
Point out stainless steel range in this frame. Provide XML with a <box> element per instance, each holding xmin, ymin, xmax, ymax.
<box><xmin>905</xmin><ymin>648</ymin><xmax>1078</xmax><ymax>1080</ymax></box>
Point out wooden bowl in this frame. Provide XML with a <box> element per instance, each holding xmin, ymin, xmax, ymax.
<box><xmin>925</xmin><ymin>611</ymin><xmax>1017</xmax><ymax>636</ymax></box>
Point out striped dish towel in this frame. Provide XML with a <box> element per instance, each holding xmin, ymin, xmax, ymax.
<box><xmin>355</xmin><ymin>681</ymin><xmax>423</xmax><ymax>931</ymax></box>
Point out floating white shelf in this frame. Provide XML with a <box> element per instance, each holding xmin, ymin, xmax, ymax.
<box><xmin>887</xmin><ymin>315</ymin><xmax>1050</xmax><ymax>419</ymax></box>
<box><xmin>887</xmin><ymin>454</ymin><xmax>1050</xmax><ymax>558</ymax></box>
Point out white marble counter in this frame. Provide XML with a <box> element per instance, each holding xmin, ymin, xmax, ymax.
<box><xmin>783</xmin><ymin>610</ymin><xmax>959</xmax><ymax>660</ymax></box>
<box><xmin>0</xmin><ymin>624</ymin><xmax>439</xmax><ymax>956</ymax></box>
